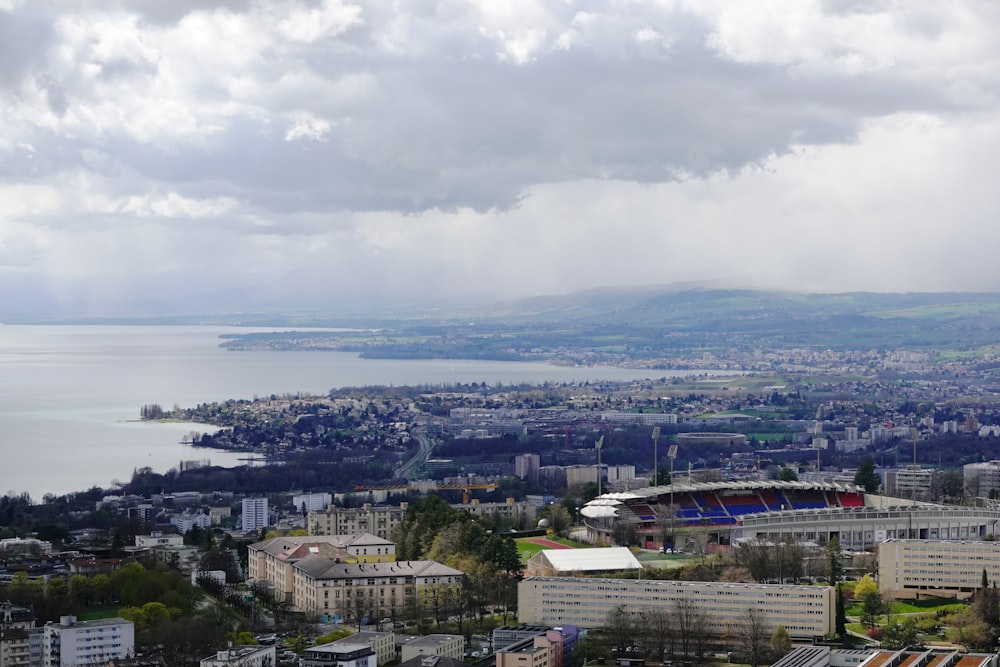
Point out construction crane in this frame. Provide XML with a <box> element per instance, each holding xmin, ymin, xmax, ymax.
<box><xmin>436</xmin><ymin>482</ymin><xmax>500</xmax><ymax>504</ymax></box>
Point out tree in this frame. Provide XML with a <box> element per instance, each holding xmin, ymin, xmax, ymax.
<box><xmin>777</xmin><ymin>467</ymin><xmax>798</xmax><ymax>482</ymax></box>
<box><xmin>860</xmin><ymin>590</ymin><xmax>885</xmax><ymax>629</ymax></box>
<box><xmin>855</xmin><ymin>574</ymin><xmax>878</xmax><ymax>600</ymax></box>
<box><xmin>731</xmin><ymin>606</ymin><xmax>771</xmax><ymax>667</ymax></box>
<box><xmin>824</xmin><ymin>537</ymin><xmax>843</xmax><ymax>585</ymax></box>
<box><xmin>770</xmin><ymin>625</ymin><xmax>792</xmax><ymax>658</ymax></box>
<box><xmin>854</xmin><ymin>459</ymin><xmax>880</xmax><ymax>492</ymax></box>
<box><xmin>881</xmin><ymin>618</ymin><xmax>921</xmax><ymax>650</ymax></box>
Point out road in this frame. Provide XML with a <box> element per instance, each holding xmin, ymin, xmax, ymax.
<box><xmin>395</xmin><ymin>429</ymin><xmax>434</xmax><ymax>480</ymax></box>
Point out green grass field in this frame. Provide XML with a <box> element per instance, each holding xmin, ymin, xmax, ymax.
<box><xmin>515</xmin><ymin>536</ymin><xmax>592</xmax><ymax>563</ymax></box>
<box><xmin>846</xmin><ymin>598</ymin><xmax>965</xmax><ymax>617</ymax></box>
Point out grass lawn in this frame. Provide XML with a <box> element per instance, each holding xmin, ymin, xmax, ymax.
<box><xmin>847</xmin><ymin>598</ymin><xmax>964</xmax><ymax>617</ymax></box>
<box><xmin>515</xmin><ymin>536</ymin><xmax>591</xmax><ymax>563</ymax></box>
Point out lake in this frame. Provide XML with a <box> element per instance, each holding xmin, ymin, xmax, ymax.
<box><xmin>0</xmin><ymin>325</ymin><xmax>698</xmax><ymax>500</ymax></box>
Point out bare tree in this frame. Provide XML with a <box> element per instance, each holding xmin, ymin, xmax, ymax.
<box><xmin>729</xmin><ymin>606</ymin><xmax>771</xmax><ymax>667</ymax></box>
<box><xmin>674</xmin><ymin>599</ymin><xmax>709</xmax><ymax>663</ymax></box>
<box><xmin>642</xmin><ymin>607</ymin><xmax>674</xmax><ymax>663</ymax></box>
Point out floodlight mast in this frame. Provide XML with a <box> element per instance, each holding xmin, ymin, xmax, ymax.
<box><xmin>652</xmin><ymin>427</ymin><xmax>661</xmax><ymax>487</ymax></box>
<box><xmin>596</xmin><ymin>435</ymin><xmax>604</xmax><ymax>497</ymax></box>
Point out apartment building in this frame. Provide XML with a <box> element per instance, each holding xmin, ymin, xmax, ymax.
<box><xmin>879</xmin><ymin>539</ymin><xmax>1000</xmax><ymax>599</ymax></box>
<box><xmin>302</xmin><ymin>642</ymin><xmax>376</xmax><ymax>667</ymax></box>
<box><xmin>964</xmin><ymin>461</ymin><xmax>1000</xmax><ymax>497</ymax></box>
<box><xmin>248</xmin><ymin>534</ymin><xmax>396</xmax><ymax>603</ymax></box>
<box><xmin>292</xmin><ymin>558</ymin><xmax>463</xmax><ymax>617</ymax></box>
<box><xmin>242</xmin><ymin>497</ymin><xmax>269</xmax><ymax>533</ymax></box>
<box><xmin>200</xmin><ymin>645</ymin><xmax>277</xmax><ymax>667</ymax></box>
<box><xmin>398</xmin><ymin>635</ymin><xmax>464</xmax><ymax>663</ymax></box>
<box><xmin>320</xmin><ymin>632</ymin><xmax>396</xmax><ymax>666</ymax></box>
<box><xmin>42</xmin><ymin>616</ymin><xmax>134</xmax><ymax>667</ymax></box>
<box><xmin>518</xmin><ymin>577</ymin><xmax>834</xmax><ymax>640</ymax></box>
<box><xmin>309</xmin><ymin>504</ymin><xmax>409</xmax><ymax>540</ymax></box>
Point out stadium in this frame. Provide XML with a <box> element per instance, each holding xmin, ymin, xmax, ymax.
<box><xmin>579</xmin><ymin>480</ymin><xmax>1000</xmax><ymax>551</ymax></box>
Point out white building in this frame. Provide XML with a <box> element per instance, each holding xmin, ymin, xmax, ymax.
<box><xmin>303</xmin><ymin>642</ymin><xmax>376</xmax><ymax>667</ymax></box>
<box><xmin>134</xmin><ymin>533</ymin><xmax>184</xmax><ymax>549</ymax></box>
<box><xmin>514</xmin><ymin>455</ymin><xmax>540</xmax><ymax>482</ymax></box>
<box><xmin>171</xmin><ymin>513</ymin><xmax>213</xmax><ymax>534</ymax></box>
<box><xmin>42</xmin><ymin>616</ymin><xmax>134</xmax><ymax>667</ymax></box>
<box><xmin>294</xmin><ymin>493</ymin><xmax>334</xmax><ymax>513</ymax></box>
<box><xmin>879</xmin><ymin>539</ymin><xmax>1000</xmax><ymax>599</ymax></box>
<box><xmin>965</xmin><ymin>461</ymin><xmax>1000</xmax><ymax>497</ymax></box>
<box><xmin>242</xmin><ymin>497</ymin><xmax>269</xmax><ymax>533</ymax></box>
<box><xmin>518</xmin><ymin>577</ymin><xmax>834</xmax><ymax>639</ymax></box>
<box><xmin>200</xmin><ymin>645</ymin><xmax>277</xmax><ymax>667</ymax></box>
<box><xmin>398</xmin><ymin>635</ymin><xmax>465</xmax><ymax>663</ymax></box>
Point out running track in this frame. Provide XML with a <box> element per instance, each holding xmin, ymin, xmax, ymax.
<box><xmin>522</xmin><ymin>537</ymin><xmax>572</xmax><ymax>549</ymax></box>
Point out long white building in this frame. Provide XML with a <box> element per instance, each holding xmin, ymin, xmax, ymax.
<box><xmin>879</xmin><ymin>539</ymin><xmax>1000</xmax><ymax>599</ymax></box>
<box><xmin>518</xmin><ymin>577</ymin><xmax>835</xmax><ymax>639</ymax></box>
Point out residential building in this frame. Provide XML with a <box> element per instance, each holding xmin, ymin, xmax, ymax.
<box><xmin>242</xmin><ymin>498</ymin><xmax>269</xmax><ymax>533</ymax></box>
<box><xmin>518</xmin><ymin>577</ymin><xmax>835</xmax><ymax>639</ymax></box>
<box><xmin>134</xmin><ymin>533</ymin><xmax>184</xmax><ymax>549</ymax></box>
<box><xmin>42</xmin><ymin>616</ymin><xmax>134</xmax><ymax>667</ymax></box>
<box><xmin>302</xmin><ymin>642</ymin><xmax>376</xmax><ymax>667</ymax></box>
<box><xmin>453</xmin><ymin>499</ymin><xmax>535</xmax><ymax>527</ymax></box>
<box><xmin>171</xmin><ymin>512</ymin><xmax>213</xmax><ymax>534</ymax></box>
<box><xmin>964</xmin><ymin>461</ymin><xmax>1000</xmax><ymax>498</ymax></box>
<box><xmin>514</xmin><ymin>455</ymin><xmax>540</xmax><ymax>482</ymax></box>
<box><xmin>308</xmin><ymin>504</ymin><xmax>409</xmax><ymax>540</ymax></box>
<box><xmin>317</xmin><ymin>632</ymin><xmax>395</xmax><ymax>666</ymax></box>
<box><xmin>882</xmin><ymin>467</ymin><xmax>934</xmax><ymax>500</ymax></box>
<box><xmin>878</xmin><ymin>539</ymin><xmax>1000</xmax><ymax>599</ymax></box>
<box><xmin>0</xmin><ymin>603</ymin><xmax>34</xmax><ymax>630</ymax></box>
<box><xmin>248</xmin><ymin>534</ymin><xmax>396</xmax><ymax>603</ymax></box>
<box><xmin>496</xmin><ymin>634</ymin><xmax>563</xmax><ymax>667</ymax></box>
<box><xmin>200</xmin><ymin>645</ymin><xmax>276</xmax><ymax>667</ymax></box>
<box><xmin>600</xmin><ymin>412</ymin><xmax>677</xmax><ymax>425</ymax></box>
<box><xmin>292</xmin><ymin>559</ymin><xmax>463</xmax><ymax>617</ymax></box>
<box><xmin>564</xmin><ymin>466</ymin><xmax>600</xmax><ymax>489</ymax></box>
<box><xmin>398</xmin><ymin>635</ymin><xmax>464</xmax><ymax>663</ymax></box>
<box><xmin>294</xmin><ymin>493</ymin><xmax>334</xmax><ymax>514</ymax></box>
<box><xmin>0</xmin><ymin>629</ymin><xmax>30</xmax><ymax>667</ymax></box>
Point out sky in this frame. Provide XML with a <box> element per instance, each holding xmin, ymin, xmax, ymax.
<box><xmin>2</xmin><ymin>0</ymin><xmax>1000</xmax><ymax>316</ymax></box>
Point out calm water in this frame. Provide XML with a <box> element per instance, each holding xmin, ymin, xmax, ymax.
<box><xmin>0</xmin><ymin>325</ymin><xmax>689</xmax><ymax>500</ymax></box>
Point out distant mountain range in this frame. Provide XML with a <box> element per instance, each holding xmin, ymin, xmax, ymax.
<box><xmin>15</xmin><ymin>286</ymin><xmax>1000</xmax><ymax>353</ymax></box>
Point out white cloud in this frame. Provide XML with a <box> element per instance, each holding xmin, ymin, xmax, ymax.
<box><xmin>2</xmin><ymin>0</ymin><xmax>1000</xmax><ymax>314</ymax></box>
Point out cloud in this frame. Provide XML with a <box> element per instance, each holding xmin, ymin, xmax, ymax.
<box><xmin>1</xmin><ymin>0</ymin><xmax>1000</xmax><ymax>315</ymax></box>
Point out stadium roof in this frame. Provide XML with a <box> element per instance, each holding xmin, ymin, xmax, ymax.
<box><xmin>529</xmin><ymin>547</ymin><xmax>641</xmax><ymax>572</ymax></box>
<box><xmin>589</xmin><ymin>479</ymin><xmax>864</xmax><ymax>504</ymax></box>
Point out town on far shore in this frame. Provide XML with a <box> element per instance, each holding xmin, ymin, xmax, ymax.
<box><xmin>10</xmin><ymin>336</ymin><xmax>1000</xmax><ymax>667</ymax></box>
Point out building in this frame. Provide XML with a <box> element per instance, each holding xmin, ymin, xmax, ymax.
<box><xmin>42</xmin><ymin>616</ymin><xmax>135</xmax><ymax>667</ymax></box>
<box><xmin>493</xmin><ymin>626</ymin><xmax>576</xmax><ymax>667</ymax></box>
<box><xmin>398</xmin><ymin>635</ymin><xmax>464</xmax><ymax>663</ymax></box>
<box><xmin>0</xmin><ymin>627</ymin><xmax>31</xmax><ymax>667</ymax></box>
<box><xmin>292</xmin><ymin>559</ymin><xmax>463</xmax><ymax>617</ymax></box>
<box><xmin>964</xmin><ymin>461</ymin><xmax>1000</xmax><ymax>498</ymax></box>
<box><xmin>302</xmin><ymin>642</ymin><xmax>376</xmax><ymax>667</ymax></box>
<box><xmin>518</xmin><ymin>577</ymin><xmax>834</xmax><ymax>640</ymax></box>
<box><xmin>453</xmin><ymin>499</ymin><xmax>535</xmax><ymax>527</ymax></box>
<box><xmin>308</xmin><ymin>504</ymin><xmax>409</xmax><ymax>540</ymax></box>
<box><xmin>248</xmin><ymin>534</ymin><xmax>396</xmax><ymax>603</ymax></box>
<box><xmin>565</xmin><ymin>466</ymin><xmax>600</xmax><ymax>489</ymax></box>
<box><xmin>772</xmin><ymin>646</ymin><xmax>998</xmax><ymax>667</ymax></box>
<box><xmin>737</xmin><ymin>505</ymin><xmax>1000</xmax><ymax>551</ymax></box>
<box><xmin>600</xmin><ymin>412</ymin><xmax>677</xmax><ymax>425</ymax></box>
<box><xmin>294</xmin><ymin>493</ymin><xmax>334</xmax><ymax>514</ymax></box>
<box><xmin>134</xmin><ymin>533</ymin><xmax>184</xmax><ymax>549</ymax></box>
<box><xmin>242</xmin><ymin>498</ymin><xmax>269</xmax><ymax>533</ymax></box>
<box><xmin>200</xmin><ymin>645</ymin><xmax>277</xmax><ymax>667</ymax></box>
<box><xmin>0</xmin><ymin>604</ymin><xmax>36</xmax><ymax>666</ymax></box>
<box><xmin>171</xmin><ymin>512</ymin><xmax>213</xmax><ymax>534</ymax></box>
<box><xmin>882</xmin><ymin>467</ymin><xmax>934</xmax><ymax>500</ymax></box>
<box><xmin>878</xmin><ymin>539</ymin><xmax>1000</xmax><ymax>599</ymax></box>
<box><xmin>319</xmin><ymin>633</ymin><xmax>396</xmax><ymax>666</ymax></box>
<box><xmin>492</xmin><ymin>627</ymin><xmax>552</xmax><ymax>652</ymax></box>
<box><xmin>514</xmin><ymin>455</ymin><xmax>541</xmax><ymax>482</ymax></box>
<box><xmin>524</xmin><ymin>547</ymin><xmax>641</xmax><ymax>578</ymax></box>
